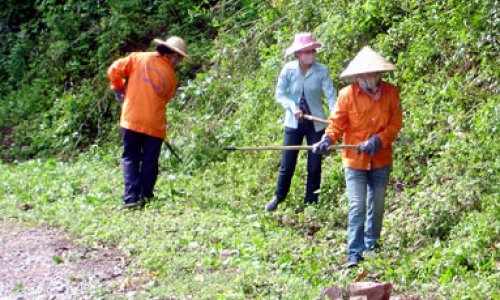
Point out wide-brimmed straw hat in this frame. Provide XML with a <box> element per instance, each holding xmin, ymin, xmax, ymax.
<box><xmin>154</xmin><ymin>36</ymin><xmax>192</xmax><ymax>63</ymax></box>
<box><xmin>340</xmin><ymin>46</ymin><xmax>397</xmax><ymax>78</ymax></box>
<box><xmin>285</xmin><ymin>32</ymin><xmax>323</xmax><ymax>58</ymax></box>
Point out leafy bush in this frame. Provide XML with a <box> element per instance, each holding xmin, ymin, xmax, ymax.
<box><xmin>0</xmin><ymin>0</ymin><xmax>216</xmax><ymax>160</ymax></box>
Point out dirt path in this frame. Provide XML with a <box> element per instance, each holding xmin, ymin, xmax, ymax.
<box><xmin>0</xmin><ymin>219</ymin><xmax>144</xmax><ymax>300</ymax></box>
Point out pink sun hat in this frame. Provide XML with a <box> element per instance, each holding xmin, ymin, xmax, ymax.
<box><xmin>285</xmin><ymin>32</ymin><xmax>323</xmax><ymax>58</ymax></box>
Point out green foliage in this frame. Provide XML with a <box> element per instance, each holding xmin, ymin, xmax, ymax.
<box><xmin>1</xmin><ymin>0</ymin><xmax>500</xmax><ymax>299</ymax></box>
<box><xmin>0</xmin><ymin>0</ymin><xmax>215</xmax><ymax>160</ymax></box>
<box><xmin>11</xmin><ymin>283</ymin><xmax>23</xmax><ymax>292</ymax></box>
<box><xmin>52</xmin><ymin>256</ymin><xmax>64</xmax><ymax>264</ymax></box>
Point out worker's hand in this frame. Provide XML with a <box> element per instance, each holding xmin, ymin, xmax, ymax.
<box><xmin>356</xmin><ymin>134</ymin><xmax>382</xmax><ymax>156</ymax></box>
<box><xmin>312</xmin><ymin>134</ymin><xmax>332</xmax><ymax>155</ymax></box>
<box><xmin>294</xmin><ymin>108</ymin><xmax>304</xmax><ymax>120</ymax></box>
<box><xmin>113</xmin><ymin>89</ymin><xmax>125</xmax><ymax>103</ymax></box>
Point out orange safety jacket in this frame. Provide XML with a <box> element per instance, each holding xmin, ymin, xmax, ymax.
<box><xmin>326</xmin><ymin>81</ymin><xmax>402</xmax><ymax>170</ymax></box>
<box><xmin>107</xmin><ymin>52</ymin><xmax>178</xmax><ymax>139</ymax></box>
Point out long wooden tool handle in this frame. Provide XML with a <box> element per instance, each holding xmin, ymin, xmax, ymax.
<box><xmin>302</xmin><ymin>114</ymin><xmax>331</xmax><ymax>125</ymax></box>
<box><xmin>164</xmin><ymin>141</ymin><xmax>183</xmax><ymax>162</ymax></box>
<box><xmin>223</xmin><ymin>145</ymin><xmax>358</xmax><ymax>151</ymax></box>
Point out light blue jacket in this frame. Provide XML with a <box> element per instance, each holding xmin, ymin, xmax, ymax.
<box><xmin>275</xmin><ymin>60</ymin><xmax>337</xmax><ymax>132</ymax></box>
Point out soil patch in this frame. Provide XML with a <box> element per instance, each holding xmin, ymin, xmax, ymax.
<box><xmin>0</xmin><ymin>219</ymin><xmax>145</xmax><ymax>300</ymax></box>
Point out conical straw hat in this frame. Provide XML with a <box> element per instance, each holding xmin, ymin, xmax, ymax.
<box><xmin>154</xmin><ymin>36</ymin><xmax>192</xmax><ymax>63</ymax></box>
<box><xmin>340</xmin><ymin>46</ymin><xmax>397</xmax><ymax>78</ymax></box>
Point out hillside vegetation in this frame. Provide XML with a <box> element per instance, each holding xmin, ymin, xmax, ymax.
<box><xmin>1</xmin><ymin>0</ymin><xmax>499</xmax><ymax>299</ymax></box>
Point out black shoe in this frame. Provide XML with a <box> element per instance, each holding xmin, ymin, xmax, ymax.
<box><xmin>141</xmin><ymin>196</ymin><xmax>152</xmax><ymax>206</ymax></box>
<box><xmin>265</xmin><ymin>196</ymin><xmax>280</xmax><ymax>211</ymax></box>
<box><xmin>346</xmin><ymin>256</ymin><xmax>362</xmax><ymax>268</ymax></box>
<box><xmin>363</xmin><ymin>242</ymin><xmax>381</xmax><ymax>258</ymax></box>
<box><xmin>121</xmin><ymin>199</ymin><xmax>141</xmax><ymax>209</ymax></box>
<box><xmin>363</xmin><ymin>247</ymin><xmax>376</xmax><ymax>258</ymax></box>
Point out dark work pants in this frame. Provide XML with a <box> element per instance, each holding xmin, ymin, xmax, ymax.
<box><xmin>122</xmin><ymin>128</ymin><xmax>163</xmax><ymax>203</ymax></box>
<box><xmin>275</xmin><ymin>119</ymin><xmax>324</xmax><ymax>204</ymax></box>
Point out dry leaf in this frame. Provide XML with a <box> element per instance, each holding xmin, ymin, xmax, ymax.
<box><xmin>151</xmin><ymin>271</ymin><xmax>160</xmax><ymax>277</ymax></box>
<box><xmin>209</xmin><ymin>238</ymin><xmax>221</xmax><ymax>244</ymax></box>
<box><xmin>220</xmin><ymin>249</ymin><xmax>239</xmax><ymax>257</ymax></box>
<box><xmin>356</xmin><ymin>268</ymin><xmax>368</xmax><ymax>282</ymax></box>
<box><xmin>118</xmin><ymin>273</ymin><xmax>157</xmax><ymax>290</ymax></box>
<box><xmin>16</xmin><ymin>204</ymin><xmax>34</xmax><ymax>211</ymax></box>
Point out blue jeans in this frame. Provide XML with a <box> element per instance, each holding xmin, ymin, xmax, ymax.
<box><xmin>275</xmin><ymin>119</ymin><xmax>324</xmax><ymax>204</ymax></box>
<box><xmin>122</xmin><ymin>128</ymin><xmax>163</xmax><ymax>203</ymax></box>
<box><xmin>345</xmin><ymin>166</ymin><xmax>391</xmax><ymax>259</ymax></box>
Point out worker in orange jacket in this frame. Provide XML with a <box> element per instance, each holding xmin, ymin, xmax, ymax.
<box><xmin>313</xmin><ymin>46</ymin><xmax>402</xmax><ymax>267</ymax></box>
<box><xmin>107</xmin><ymin>36</ymin><xmax>191</xmax><ymax>208</ymax></box>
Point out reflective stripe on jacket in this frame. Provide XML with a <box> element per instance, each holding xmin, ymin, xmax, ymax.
<box><xmin>326</xmin><ymin>81</ymin><xmax>402</xmax><ymax>170</ymax></box>
<box><xmin>108</xmin><ymin>52</ymin><xmax>177</xmax><ymax>139</ymax></box>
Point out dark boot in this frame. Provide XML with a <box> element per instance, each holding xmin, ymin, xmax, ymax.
<box><xmin>265</xmin><ymin>196</ymin><xmax>280</xmax><ymax>212</ymax></box>
<box><xmin>346</xmin><ymin>255</ymin><xmax>363</xmax><ymax>268</ymax></box>
<box><xmin>121</xmin><ymin>199</ymin><xmax>141</xmax><ymax>209</ymax></box>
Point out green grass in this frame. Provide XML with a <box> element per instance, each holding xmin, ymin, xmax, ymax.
<box><xmin>1</xmin><ymin>146</ymin><xmax>499</xmax><ymax>300</ymax></box>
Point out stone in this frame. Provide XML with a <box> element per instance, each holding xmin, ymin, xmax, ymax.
<box><xmin>346</xmin><ymin>282</ymin><xmax>392</xmax><ymax>300</ymax></box>
<box><xmin>319</xmin><ymin>285</ymin><xmax>344</xmax><ymax>300</ymax></box>
<box><xmin>220</xmin><ymin>249</ymin><xmax>239</xmax><ymax>257</ymax></box>
<box><xmin>389</xmin><ymin>296</ymin><xmax>420</xmax><ymax>300</ymax></box>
